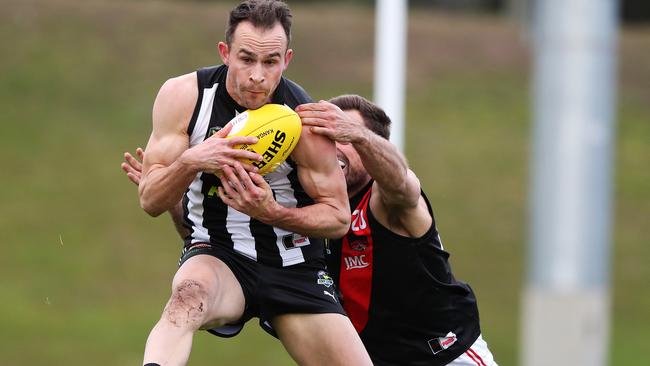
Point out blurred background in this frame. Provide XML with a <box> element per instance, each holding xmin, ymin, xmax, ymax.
<box><xmin>1</xmin><ymin>0</ymin><xmax>648</xmax><ymax>364</ymax></box>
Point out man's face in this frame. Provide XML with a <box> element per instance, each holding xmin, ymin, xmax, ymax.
<box><xmin>336</xmin><ymin>110</ymin><xmax>372</xmax><ymax>196</ymax></box>
<box><xmin>219</xmin><ymin>21</ymin><xmax>293</xmax><ymax>110</ymax></box>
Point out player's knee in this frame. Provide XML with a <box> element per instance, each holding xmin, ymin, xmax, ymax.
<box><xmin>163</xmin><ymin>279</ymin><xmax>211</xmax><ymax>329</ymax></box>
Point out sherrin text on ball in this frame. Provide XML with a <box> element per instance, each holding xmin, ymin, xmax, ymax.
<box><xmin>227</xmin><ymin>104</ymin><xmax>302</xmax><ymax>176</ymax></box>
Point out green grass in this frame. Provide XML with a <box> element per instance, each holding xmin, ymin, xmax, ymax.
<box><xmin>1</xmin><ymin>0</ymin><xmax>648</xmax><ymax>365</ymax></box>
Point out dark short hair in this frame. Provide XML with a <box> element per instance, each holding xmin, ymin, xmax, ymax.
<box><xmin>226</xmin><ymin>0</ymin><xmax>293</xmax><ymax>47</ymax></box>
<box><xmin>329</xmin><ymin>94</ymin><xmax>391</xmax><ymax>140</ymax></box>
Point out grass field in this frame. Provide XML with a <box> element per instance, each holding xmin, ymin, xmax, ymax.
<box><xmin>1</xmin><ymin>0</ymin><xmax>648</xmax><ymax>365</ymax></box>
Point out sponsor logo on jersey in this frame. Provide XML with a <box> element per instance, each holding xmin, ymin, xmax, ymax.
<box><xmin>316</xmin><ymin>270</ymin><xmax>334</xmax><ymax>288</ymax></box>
<box><xmin>282</xmin><ymin>233</ymin><xmax>310</xmax><ymax>249</ymax></box>
<box><xmin>207</xmin><ymin>185</ymin><xmax>219</xmax><ymax>197</ymax></box>
<box><xmin>344</xmin><ymin>254</ymin><xmax>369</xmax><ymax>270</ymax></box>
<box><xmin>348</xmin><ymin>237</ymin><xmax>368</xmax><ymax>251</ymax></box>
<box><xmin>428</xmin><ymin>332</ymin><xmax>458</xmax><ymax>355</ymax></box>
<box><xmin>208</xmin><ymin>126</ymin><xmax>223</xmax><ymax>136</ymax></box>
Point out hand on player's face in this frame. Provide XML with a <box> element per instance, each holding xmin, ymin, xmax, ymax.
<box><xmin>121</xmin><ymin>147</ymin><xmax>144</xmax><ymax>186</ymax></box>
<box><xmin>296</xmin><ymin>101</ymin><xmax>365</xmax><ymax>144</ymax></box>
<box><xmin>183</xmin><ymin>123</ymin><xmax>263</xmax><ymax>176</ymax></box>
<box><xmin>217</xmin><ymin>162</ymin><xmax>277</xmax><ymax>220</ymax></box>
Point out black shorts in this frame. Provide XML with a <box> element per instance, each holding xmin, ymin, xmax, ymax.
<box><xmin>179</xmin><ymin>243</ymin><xmax>346</xmax><ymax>338</ymax></box>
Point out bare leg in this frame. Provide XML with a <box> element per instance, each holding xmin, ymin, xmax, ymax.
<box><xmin>143</xmin><ymin>255</ymin><xmax>246</xmax><ymax>366</ymax></box>
<box><xmin>273</xmin><ymin>313</ymin><xmax>372</xmax><ymax>366</ymax></box>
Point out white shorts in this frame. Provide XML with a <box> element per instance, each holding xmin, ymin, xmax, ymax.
<box><xmin>448</xmin><ymin>334</ymin><xmax>498</xmax><ymax>366</ymax></box>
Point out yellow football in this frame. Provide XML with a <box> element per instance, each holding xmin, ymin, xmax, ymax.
<box><xmin>227</xmin><ymin>104</ymin><xmax>302</xmax><ymax>176</ymax></box>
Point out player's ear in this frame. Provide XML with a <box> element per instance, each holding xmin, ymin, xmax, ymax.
<box><xmin>283</xmin><ymin>48</ymin><xmax>293</xmax><ymax>70</ymax></box>
<box><xmin>218</xmin><ymin>42</ymin><xmax>230</xmax><ymax>65</ymax></box>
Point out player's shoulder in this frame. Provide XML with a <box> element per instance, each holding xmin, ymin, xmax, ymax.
<box><xmin>155</xmin><ymin>72</ymin><xmax>198</xmax><ymax>112</ymax></box>
<box><xmin>279</xmin><ymin>77</ymin><xmax>312</xmax><ymax>107</ymax></box>
<box><xmin>159</xmin><ymin>72</ymin><xmax>198</xmax><ymax>98</ymax></box>
<box><xmin>152</xmin><ymin>72</ymin><xmax>198</xmax><ymax>132</ymax></box>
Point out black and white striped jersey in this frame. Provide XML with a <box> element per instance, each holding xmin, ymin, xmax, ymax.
<box><xmin>181</xmin><ymin>64</ymin><xmax>324</xmax><ymax>267</ymax></box>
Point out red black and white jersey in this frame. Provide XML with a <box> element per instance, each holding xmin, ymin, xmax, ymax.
<box><xmin>326</xmin><ymin>181</ymin><xmax>482</xmax><ymax>365</ymax></box>
<box><xmin>182</xmin><ymin>65</ymin><xmax>323</xmax><ymax>267</ymax></box>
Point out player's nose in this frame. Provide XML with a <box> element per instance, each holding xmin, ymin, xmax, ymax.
<box><xmin>249</xmin><ymin>63</ymin><xmax>265</xmax><ymax>84</ymax></box>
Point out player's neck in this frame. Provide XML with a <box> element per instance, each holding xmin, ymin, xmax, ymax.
<box><xmin>347</xmin><ymin>178</ymin><xmax>372</xmax><ymax>200</ymax></box>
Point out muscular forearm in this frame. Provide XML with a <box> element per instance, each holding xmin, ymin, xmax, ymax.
<box><xmin>139</xmin><ymin>157</ymin><xmax>198</xmax><ymax>217</ymax></box>
<box><xmin>354</xmin><ymin>132</ymin><xmax>407</xmax><ymax>188</ymax></box>
<box><xmin>353</xmin><ymin>132</ymin><xmax>420</xmax><ymax>205</ymax></box>
<box><xmin>260</xmin><ymin>201</ymin><xmax>350</xmax><ymax>239</ymax></box>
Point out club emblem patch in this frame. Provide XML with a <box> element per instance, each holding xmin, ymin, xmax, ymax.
<box><xmin>316</xmin><ymin>271</ymin><xmax>334</xmax><ymax>288</ymax></box>
<box><xmin>348</xmin><ymin>237</ymin><xmax>368</xmax><ymax>251</ymax></box>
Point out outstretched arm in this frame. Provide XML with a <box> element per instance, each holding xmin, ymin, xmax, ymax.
<box><xmin>297</xmin><ymin>100</ymin><xmax>431</xmax><ymax>238</ymax></box>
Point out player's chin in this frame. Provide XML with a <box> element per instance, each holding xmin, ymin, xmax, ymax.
<box><xmin>242</xmin><ymin>94</ymin><xmax>269</xmax><ymax>110</ymax></box>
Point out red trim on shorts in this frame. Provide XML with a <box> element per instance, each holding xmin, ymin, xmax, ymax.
<box><xmin>464</xmin><ymin>351</ymin><xmax>481</xmax><ymax>365</ymax></box>
<box><xmin>465</xmin><ymin>347</ymin><xmax>487</xmax><ymax>366</ymax></box>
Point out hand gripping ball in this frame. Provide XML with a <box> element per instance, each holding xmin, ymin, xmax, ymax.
<box><xmin>226</xmin><ymin>104</ymin><xmax>302</xmax><ymax>176</ymax></box>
